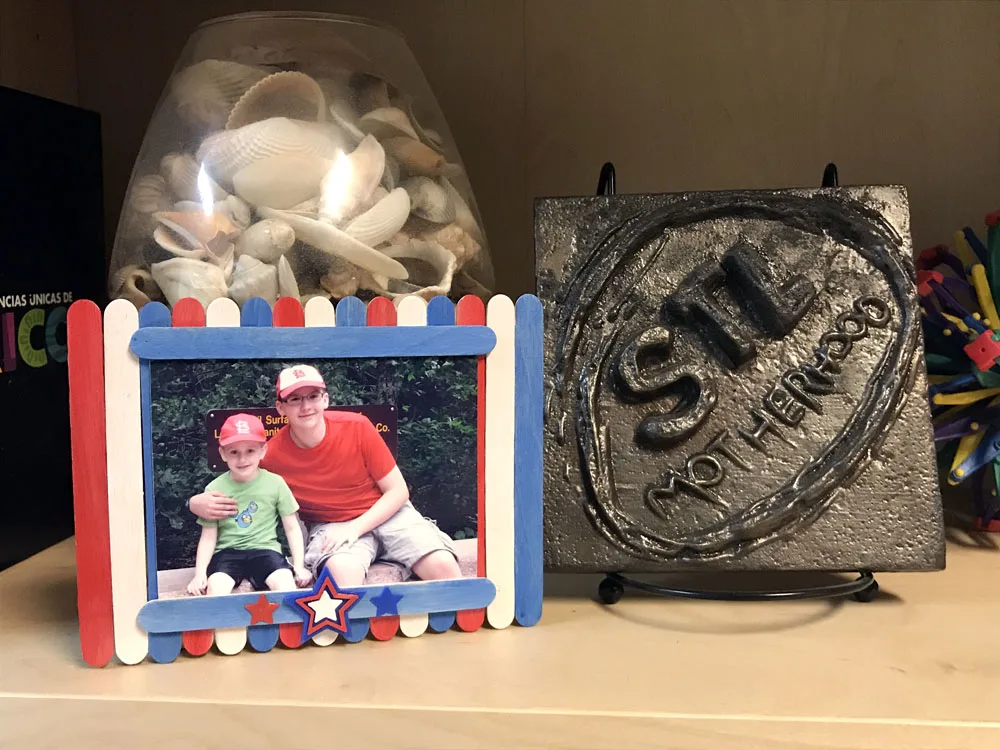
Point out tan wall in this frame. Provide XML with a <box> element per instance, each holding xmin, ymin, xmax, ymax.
<box><xmin>0</xmin><ymin>0</ymin><xmax>77</xmax><ymax>104</ymax></box>
<box><xmin>51</xmin><ymin>0</ymin><xmax>1000</xmax><ymax>295</ymax></box>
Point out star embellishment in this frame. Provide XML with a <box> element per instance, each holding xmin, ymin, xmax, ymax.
<box><xmin>370</xmin><ymin>587</ymin><xmax>404</xmax><ymax>617</ymax></box>
<box><xmin>283</xmin><ymin>567</ymin><xmax>360</xmax><ymax>639</ymax></box>
<box><xmin>245</xmin><ymin>594</ymin><xmax>280</xmax><ymax>625</ymax></box>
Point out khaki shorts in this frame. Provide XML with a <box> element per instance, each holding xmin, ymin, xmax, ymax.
<box><xmin>303</xmin><ymin>502</ymin><xmax>457</xmax><ymax>580</ymax></box>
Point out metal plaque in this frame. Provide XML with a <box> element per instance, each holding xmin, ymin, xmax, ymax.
<box><xmin>537</xmin><ymin>187</ymin><xmax>945</xmax><ymax>573</ymax></box>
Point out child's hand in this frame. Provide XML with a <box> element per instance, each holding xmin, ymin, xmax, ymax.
<box><xmin>187</xmin><ymin>573</ymin><xmax>208</xmax><ymax>596</ymax></box>
<box><xmin>320</xmin><ymin>523</ymin><xmax>360</xmax><ymax>554</ymax></box>
<box><xmin>293</xmin><ymin>566</ymin><xmax>313</xmax><ymax>588</ymax></box>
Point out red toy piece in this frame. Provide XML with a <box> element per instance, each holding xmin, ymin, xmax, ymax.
<box><xmin>964</xmin><ymin>330</ymin><xmax>1000</xmax><ymax>372</ymax></box>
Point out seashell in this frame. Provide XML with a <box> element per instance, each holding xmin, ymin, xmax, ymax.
<box><xmin>197</xmin><ymin>117</ymin><xmax>342</xmax><ymax>187</ymax></box>
<box><xmin>327</xmin><ymin>101</ymin><xmax>364</xmax><ymax>144</ymax></box>
<box><xmin>228</xmin><ymin>255</ymin><xmax>278</xmax><ymax>307</ymax></box>
<box><xmin>344</xmin><ymin>188</ymin><xmax>411</xmax><ymax>247</ymax></box>
<box><xmin>160</xmin><ymin>153</ymin><xmax>228</xmax><ymax>203</ymax></box>
<box><xmin>259</xmin><ymin>206</ymin><xmax>408</xmax><ymax>280</ymax></box>
<box><xmin>440</xmin><ymin>177</ymin><xmax>484</xmax><ymax>243</ymax></box>
<box><xmin>319</xmin><ymin>262</ymin><xmax>362</xmax><ymax>299</ymax></box>
<box><xmin>223</xmin><ymin>195</ymin><xmax>252</xmax><ymax>231</ymax></box>
<box><xmin>401</xmin><ymin>96</ymin><xmax>445</xmax><ymax>150</ymax></box>
<box><xmin>366</xmin><ymin>239</ymin><xmax>457</xmax><ymax>300</ymax></box>
<box><xmin>418</xmin><ymin>223</ymin><xmax>481</xmax><ymax>270</ymax></box>
<box><xmin>234</xmin><ymin>219</ymin><xmax>295</xmax><ymax>263</ymax></box>
<box><xmin>382</xmin><ymin>155</ymin><xmax>400</xmax><ymax>191</ymax></box>
<box><xmin>129</xmin><ymin>174</ymin><xmax>172</xmax><ymax>215</ymax></box>
<box><xmin>383</xmin><ymin>137</ymin><xmax>447</xmax><ymax>176</ymax></box>
<box><xmin>285</xmin><ymin>196</ymin><xmax>320</xmax><ymax>218</ymax></box>
<box><xmin>171</xmin><ymin>59</ymin><xmax>268</xmax><ymax>129</ymax></box>
<box><xmin>110</xmin><ymin>264</ymin><xmax>161</xmax><ymax>308</ymax></box>
<box><xmin>151</xmin><ymin>257</ymin><xmax>229</xmax><ymax>307</ymax></box>
<box><xmin>153</xmin><ymin>211</ymin><xmax>238</xmax><ymax>266</ymax></box>
<box><xmin>278</xmin><ymin>255</ymin><xmax>300</xmax><ymax>299</ymax></box>
<box><xmin>232</xmin><ymin>154</ymin><xmax>331</xmax><ymax>210</ymax></box>
<box><xmin>355</xmin><ymin>74</ymin><xmax>391</xmax><ymax>113</ymax></box>
<box><xmin>317</xmin><ymin>134</ymin><xmax>385</xmax><ymax>223</ymax></box>
<box><xmin>358</xmin><ymin>107</ymin><xmax>418</xmax><ymax>141</ymax></box>
<box><xmin>404</xmin><ymin>177</ymin><xmax>455</xmax><ymax>224</ymax></box>
<box><xmin>226</xmin><ymin>71</ymin><xmax>327</xmax><ymax>130</ymax></box>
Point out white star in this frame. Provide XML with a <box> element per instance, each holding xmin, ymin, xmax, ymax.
<box><xmin>308</xmin><ymin>590</ymin><xmax>346</xmax><ymax>625</ymax></box>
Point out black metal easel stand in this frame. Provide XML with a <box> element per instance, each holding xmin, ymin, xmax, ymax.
<box><xmin>593</xmin><ymin>160</ymin><xmax>880</xmax><ymax>606</ymax></box>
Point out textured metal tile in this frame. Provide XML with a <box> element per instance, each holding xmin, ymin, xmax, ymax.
<box><xmin>536</xmin><ymin>187</ymin><xmax>945</xmax><ymax>573</ymax></box>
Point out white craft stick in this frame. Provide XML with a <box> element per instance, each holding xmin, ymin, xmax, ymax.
<box><xmin>204</xmin><ymin>298</ymin><xmax>248</xmax><ymax>656</ymax></box>
<box><xmin>396</xmin><ymin>296</ymin><xmax>431</xmax><ymax>638</ymax></box>
<box><xmin>485</xmin><ymin>295</ymin><xmax>516</xmax><ymax>629</ymax></box>
<box><xmin>105</xmin><ymin>300</ymin><xmax>149</xmax><ymax>664</ymax></box>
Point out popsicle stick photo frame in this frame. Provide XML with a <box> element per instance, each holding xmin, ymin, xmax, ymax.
<box><xmin>67</xmin><ymin>293</ymin><xmax>543</xmax><ymax>666</ymax></box>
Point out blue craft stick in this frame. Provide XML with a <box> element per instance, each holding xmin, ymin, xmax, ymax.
<box><xmin>427</xmin><ymin>296</ymin><xmax>456</xmax><ymax>326</ymax></box>
<box><xmin>928</xmin><ymin>372</ymin><xmax>981</xmax><ymax>397</ymax></box>
<box><xmin>147</xmin><ymin>632</ymin><xmax>182</xmax><ymax>664</ymax></box>
<box><xmin>137</xmin><ymin>578</ymin><xmax>497</xmax><ymax>633</ymax></box>
<box><xmin>513</xmin><ymin>295</ymin><xmax>544</xmax><ymax>627</ymax></box>
<box><xmin>247</xmin><ymin>624</ymin><xmax>279</xmax><ymax>652</ymax></box>
<box><xmin>964</xmin><ymin>228</ymin><xmax>989</xmax><ymax>267</ymax></box>
<box><xmin>335</xmin><ymin>296</ymin><xmax>366</xmax><ymax>327</ymax></box>
<box><xmin>427</xmin><ymin>611</ymin><xmax>456</xmax><ymax>632</ymax></box>
<box><xmin>341</xmin><ymin>618</ymin><xmax>369</xmax><ymax>643</ymax></box>
<box><xmin>950</xmin><ymin>426</ymin><xmax>1000</xmax><ymax>483</ymax></box>
<box><xmin>241</xmin><ymin>297</ymin><xmax>273</xmax><ymax>327</ymax></box>
<box><xmin>129</xmin><ymin>325</ymin><xmax>497</xmax><ymax>360</ymax></box>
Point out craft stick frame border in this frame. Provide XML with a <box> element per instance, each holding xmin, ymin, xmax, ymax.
<box><xmin>67</xmin><ymin>293</ymin><xmax>543</xmax><ymax>666</ymax></box>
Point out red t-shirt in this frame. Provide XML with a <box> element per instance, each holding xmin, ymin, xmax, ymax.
<box><xmin>261</xmin><ymin>411</ymin><xmax>396</xmax><ymax>523</ymax></box>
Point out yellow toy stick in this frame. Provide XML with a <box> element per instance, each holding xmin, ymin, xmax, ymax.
<box><xmin>970</xmin><ymin>264</ymin><xmax>1000</xmax><ymax>329</ymax></box>
<box><xmin>933</xmin><ymin>387</ymin><xmax>1000</xmax><ymax>406</ymax></box>
<box><xmin>949</xmin><ymin>429</ymin><xmax>987</xmax><ymax>484</ymax></box>
<box><xmin>954</xmin><ymin>230</ymin><xmax>978</xmax><ymax>269</ymax></box>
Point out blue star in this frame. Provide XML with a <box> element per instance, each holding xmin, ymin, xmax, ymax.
<box><xmin>370</xmin><ymin>587</ymin><xmax>404</xmax><ymax>617</ymax></box>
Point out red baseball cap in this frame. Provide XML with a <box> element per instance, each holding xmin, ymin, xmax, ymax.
<box><xmin>276</xmin><ymin>364</ymin><xmax>326</xmax><ymax>399</ymax></box>
<box><xmin>219</xmin><ymin>413</ymin><xmax>267</xmax><ymax>446</ymax></box>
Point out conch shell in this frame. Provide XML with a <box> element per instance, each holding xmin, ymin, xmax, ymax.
<box><xmin>259</xmin><ymin>206</ymin><xmax>408</xmax><ymax>280</ymax></box>
<box><xmin>150</xmin><ymin>257</ymin><xmax>228</xmax><ymax>307</ymax></box>
<box><xmin>317</xmin><ymin>134</ymin><xmax>385</xmax><ymax>223</ymax></box>
<box><xmin>344</xmin><ymin>187</ymin><xmax>411</xmax><ymax>247</ymax></box>
<box><xmin>171</xmin><ymin>59</ymin><xmax>268</xmax><ymax>129</ymax></box>
<box><xmin>226</xmin><ymin>71</ymin><xmax>327</xmax><ymax>130</ymax></box>
<box><xmin>404</xmin><ymin>177</ymin><xmax>455</xmax><ymax>224</ymax></box>
<box><xmin>110</xmin><ymin>264</ymin><xmax>161</xmax><ymax>308</ymax></box>
<box><xmin>228</xmin><ymin>255</ymin><xmax>278</xmax><ymax>307</ymax></box>
<box><xmin>160</xmin><ymin>153</ymin><xmax>228</xmax><ymax>203</ymax></box>
<box><xmin>382</xmin><ymin>137</ymin><xmax>446</xmax><ymax>176</ymax></box>
<box><xmin>197</xmin><ymin>117</ymin><xmax>342</xmax><ymax>186</ymax></box>
<box><xmin>232</xmin><ymin>154</ymin><xmax>331</xmax><ymax>210</ymax></box>
<box><xmin>234</xmin><ymin>218</ymin><xmax>295</xmax><ymax>263</ymax></box>
<box><xmin>358</xmin><ymin>107</ymin><xmax>418</xmax><ymax>140</ymax></box>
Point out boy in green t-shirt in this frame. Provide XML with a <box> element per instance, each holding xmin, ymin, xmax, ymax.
<box><xmin>187</xmin><ymin>413</ymin><xmax>312</xmax><ymax>596</ymax></box>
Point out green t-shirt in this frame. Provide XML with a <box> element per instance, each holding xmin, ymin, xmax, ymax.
<box><xmin>197</xmin><ymin>469</ymin><xmax>298</xmax><ymax>552</ymax></box>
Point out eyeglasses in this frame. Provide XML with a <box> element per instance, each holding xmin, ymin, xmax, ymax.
<box><xmin>281</xmin><ymin>391</ymin><xmax>327</xmax><ymax>407</ymax></box>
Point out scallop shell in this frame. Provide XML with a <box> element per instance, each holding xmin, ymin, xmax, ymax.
<box><xmin>439</xmin><ymin>178</ymin><xmax>483</xmax><ymax>243</ymax></box>
<box><xmin>367</xmin><ymin>239</ymin><xmax>457</xmax><ymax>300</ymax></box>
<box><xmin>160</xmin><ymin>153</ymin><xmax>228</xmax><ymax>203</ymax></box>
<box><xmin>344</xmin><ymin>187</ymin><xmax>411</xmax><ymax>247</ymax></box>
<box><xmin>235</xmin><ymin>219</ymin><xmax>296</xmax><ymax>263</ymax></box>
<box><xmin>259</xmin><ymin>206</ymin><xmax>408</xmax><ymax>280</ymax></box>
<box><xmin>197</xmin><ymin>117</ymin><xmax>342</xmax><ymax>187</ymax></box>
<box><xmin>171</xmin><ymin>59</ymin><xmax>268</xmax><ymax>129</ymax></box>
<box><xmin>404</xmin><ymin>177</ymin><xmax>455</xmax><ymax>224</ymax></box>
<box><xmin>151</xmin><ymin>257</ymin><xmax>229</xmax><ymax>307</ymax></box>
<box><xmin>228</xmin><ymin>255</ymin><xmax>278</xmax><ymax>307</ymax></box>
<box><xmin>383</xmin><ymin>137</ymin><xmax>447</xmax><ymax>176</ymax></box>
<box><xmin>231</xmin><ymin>154</ymin><xmax>331</xmax><ymax>211</ymax></box>
<box><xmin>153</xmin><ymin>211</ymin><xmax>237</xmax><ymax>264</ymax></box>
<box><xmin>317</xmin><ymin>134</ymin><xmax>385</xmax><ymax>223</ymax></box>
<box><xmin>226</xmin><ymin>71</ymin><xmax>327</xmax><ymax>130</ymax></box>
<box><xmin>278</xmin><ymin>255</ymin><xmax>301</xmax><ymax>299</ymax></box>
<box><xmin>358</xmin><ymin>107</ymin><xmax>418</xmax><ymax>141</ymax></box>
<box><xmin>110</xmin><ymin>264</ymin><xmax>161</xmax><ymax>308</ymax></box>
<box><xmin>129</xmin><ymin>174</ymin><xmax>172</xmax><ymax>215</ymax></box>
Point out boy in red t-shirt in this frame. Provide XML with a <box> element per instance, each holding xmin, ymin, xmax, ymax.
<box><xmin>189</xmin><ymin>365</ymin><xmax>461</xmax><ymax>587</ymax></box>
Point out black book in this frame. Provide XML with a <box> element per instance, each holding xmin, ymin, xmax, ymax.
<box><xmin>0</xmin><ymin>86</ymin><xmax>106</xmax><ymax>569</ymax></box>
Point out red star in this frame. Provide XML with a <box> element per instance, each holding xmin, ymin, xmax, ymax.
<box><xmin>245</xmin><ymin>594</ymin><xmax>280</xmax><ymax>625</ymax></box>
<box><xmin>285</xmin><ymin>567</ymin><xmax>360</xmax><ymax>638</ymax></box>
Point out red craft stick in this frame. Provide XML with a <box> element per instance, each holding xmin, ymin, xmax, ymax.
<box><xmin>455</xmin><ymin>295</ymin><xmax>487</xmax><ymax>633</ymax></box>
<box><xmin>68</xmin><ymin>300</ymin><xmax>115</xmax><ymax>667</ymax></box>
